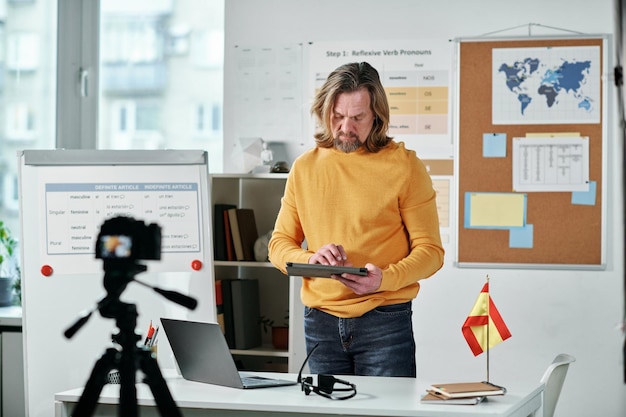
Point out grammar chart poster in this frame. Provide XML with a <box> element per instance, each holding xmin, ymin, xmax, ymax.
<box><xmin>306</xmin><ymin>39</ymin><xmax>454</xmax><ymax>160</ymax></box>
<box><xmin>306</xmin><ymin>40</ymin><xmax>455</xmax><ymax>256</ymax></box>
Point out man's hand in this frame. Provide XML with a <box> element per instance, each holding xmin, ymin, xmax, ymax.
<box><xmin>308</xmin><ymin>243</ymin><xmax>347</xmax><ymax>266</ymax></box>
<box><xmin>309</xmin><ymin>244</ymin><xmax>381</xmax><ymax>295</ymax></box>
<box><xmin>335</xmin><ymin>263</ymin><xmax>382</xmax><ymax>295</ymax></box>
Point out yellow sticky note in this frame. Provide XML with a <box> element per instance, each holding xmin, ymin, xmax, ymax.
<box><xmin>469</xmin><ymin>193</ymin><xmax>526</xmax><ymax>228</ymax></box>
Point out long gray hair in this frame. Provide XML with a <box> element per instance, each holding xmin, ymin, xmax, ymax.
<box><xmin>311</xmin><ymin>62</ymin><xmax>392</xmax><ymax>152</ymax></box>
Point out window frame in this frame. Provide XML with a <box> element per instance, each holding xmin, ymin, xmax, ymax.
<box><xmin>56</xmin><ymin>0</ymin><xmax>100</xmax><ymax>150</ymax></box>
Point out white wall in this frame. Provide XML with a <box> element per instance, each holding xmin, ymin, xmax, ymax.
<box><xmin>224</xmin><ymin>1</ymin><xmax>626</xmax><ymax>416</ymax></box>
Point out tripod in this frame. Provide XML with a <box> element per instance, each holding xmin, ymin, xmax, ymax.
<box><xmin>65</xmin><ymin>260</ymin><xmax>196</xmax><ymax>417</ymax></box>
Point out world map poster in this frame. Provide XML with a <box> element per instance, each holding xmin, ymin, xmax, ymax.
<box><xmin>492</xmin><ymin>45</ymin><xmax>601</xmax><ymax>124</ymax></box>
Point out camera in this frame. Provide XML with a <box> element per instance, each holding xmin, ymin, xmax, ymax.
<box><xmin>95</xmin><ymin>216</ymin><xmax>161</xmax><ymax>261</ymax></box>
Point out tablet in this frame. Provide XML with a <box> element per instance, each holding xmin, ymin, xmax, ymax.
<box><xmin>286</xmin><ymin>262</ymin><xmax>368</xmax><ymax>278</ymax></box>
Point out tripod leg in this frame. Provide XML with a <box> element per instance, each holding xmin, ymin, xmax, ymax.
<box><xmin>119</xmin><ymin>342</ymin><xmax>139</xmax><ymax>417</ymax></box>
<box><xmin>71</xmin><ymin>348</ymin><xmax>119</xmax><ymax>417</ymax></box>
<box><xmin>138</xmin><ymin>347</ymin><xmax>184</xmax><ymax>417</ymax></box>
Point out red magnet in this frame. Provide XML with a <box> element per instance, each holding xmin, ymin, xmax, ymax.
<box><xmin>191</xmin><ymin>260</ymin><xmax>203</xmax><ymax>271</ymax></box>
<box><xmin>41</xmin><ymin>265</ymin><xmax>54</xmax><ymax>277</ymax></box>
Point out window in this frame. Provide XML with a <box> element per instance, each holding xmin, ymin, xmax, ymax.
<box><xmin>5</xmin><ymin>102</ymin><xmax>36</xmax><ymax>141</ymax></box>
<box><xmin>110</xmin><ymin>100</ymin><xmax>163</xmax><ymax>149</ymax></box>
<box><xmin>1</xmin><ymin>172</ymin><xmax>19</xmax><ymax>213</ymax></box>
<box><xmin>98</xmin><ymin>0</ymin><xmax>225</xmax><ymax>172</ymax></box>
<box><xmin>7</xmin><ymin>32</ymin><xmax>39</xmax><ymax>71</ymax></box>
<box><xmin>166</xmin><ymin>24</ymin><xmax>190</xmax><ymax>56</ymax></box>
<box><xmin>101</xmin><ymin>18</ymin><xmax>163</xmax><ymax>64</ymax></box>
<box><xmin>0</xmin><ymin>1</ymin><xmax>56</xmax><ymax>232</ymax></box>
<box><xmin>193</xmin><ymin>102</ymin><xmax>221</xmax><ymax>136</ymax></box>
<box><xmin>0</xmin><ymin>0</ymin><xmax>225</xmax><ymax>241</ymax></box>
<box><xmin>112</xmin><ymin>101</ymin><xmax>161</xmax><ymax>133</ymax></box>
<box><xmin>192</xmin><ymin>29</ymin><xmax>224</xmax><ymax>69</ymax></box>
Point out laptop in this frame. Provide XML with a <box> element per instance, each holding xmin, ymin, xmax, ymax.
<box><xmin>160</xmin><ymin>317</ymin><xmax>297</xmax><ymax>389</ymax></box>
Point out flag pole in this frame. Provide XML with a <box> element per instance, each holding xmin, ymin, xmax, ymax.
<box><xmin>486</xmin><ymin>274</ymin><xmax>490</xmax><ymax>383</ymax></box>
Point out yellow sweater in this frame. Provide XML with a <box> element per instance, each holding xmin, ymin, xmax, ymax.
<box><xmin>268</xmin><ymin>141</ymin><xmax>444</xmax><ymax>318</ymax></box>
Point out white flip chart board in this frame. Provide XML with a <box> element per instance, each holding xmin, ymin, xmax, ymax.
<box><xmin>18</xmin><ymin>150</ymin><xmax>216</xmax><ymax>417</ymax></box>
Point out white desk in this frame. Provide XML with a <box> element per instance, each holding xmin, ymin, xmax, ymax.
<box><xmin>55</xmin><ymin>371</ymin><xmax>543</xmax><ymax>417</ymax></box>
<box><xmin>0</xmin><ymin>306</ymin><xmax>24</xmax><ymax>417</ymax></box>
<box><xmin>0</xmin><ymin>305</ymin><xmax>22</xmax><ymax>327</ymax></box>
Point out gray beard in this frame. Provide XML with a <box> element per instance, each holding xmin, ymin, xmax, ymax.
<box><xmin>334</xmin><ymin>137</ymin><xmax>363</xmax><ymax>153</ymax></box>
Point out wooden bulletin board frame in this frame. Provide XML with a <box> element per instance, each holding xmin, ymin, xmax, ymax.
<box><xmin>455</xmin><ymin>35</ymin><xmax>609</xmax><ymax>269</ymax></box>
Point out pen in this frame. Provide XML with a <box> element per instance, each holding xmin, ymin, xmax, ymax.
<box><xmin>143</xmin><ymin>321</ymin><xmax>154</xmax><ymax>345</ymax></box>
<box><xmin>149</xmin><ymin>326</ymin><xmax>159</xmax><ymax>347</ymax></box>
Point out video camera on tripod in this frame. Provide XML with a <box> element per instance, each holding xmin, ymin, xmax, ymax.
<box><xmin>64</xmin><ymin>215</ymin><xmax>197</xmax><ymax>417</ymax></box>
<box><xmin>97</xmin><ymin>216</ymin><xmax>161</xmax><ymax>261</ymax></box>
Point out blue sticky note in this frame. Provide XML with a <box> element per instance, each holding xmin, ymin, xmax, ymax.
<box><xmin>483</xmin><ymin>133</ymin><xmax>507</xmax><ymax>157</ymax></box>
<box><xmin>509</xmin><ymin>224</ymin><xmax>533</xmax><ymax>248</ymax></box>
<box><xmin>571</xmin><ymin>181</ymin><xmax>596</xmax><ymax>206</ymax></box>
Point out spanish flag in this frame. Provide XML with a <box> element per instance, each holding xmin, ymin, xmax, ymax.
<box><xmin>462</xmin><ymin>282</ymin><xmax>512</xmax><ymax>356</ymax></box>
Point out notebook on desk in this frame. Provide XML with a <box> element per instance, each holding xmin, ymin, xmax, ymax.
<box><xmin>160</xmin><ymin>317</ymin><xmax>297</xmax><ymax>389</ymax></box>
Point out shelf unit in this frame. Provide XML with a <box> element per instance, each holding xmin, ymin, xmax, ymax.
<box><xmin>210</xmin><ymin>173</ymin><xmax>305</xmax><ymax>373</ymax></box>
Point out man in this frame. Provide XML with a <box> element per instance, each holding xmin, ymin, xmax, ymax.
<box><xmin>268</xmin><ymin>62</ymin><xmax>444</xmax><ymax>377</ymax></box>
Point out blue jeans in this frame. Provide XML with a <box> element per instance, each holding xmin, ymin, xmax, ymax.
<box><xmin>303</xmin><ymin>302</ymin><xmax>416</xmax><ymax>377</ymax></box>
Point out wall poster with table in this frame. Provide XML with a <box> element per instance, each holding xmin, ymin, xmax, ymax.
<box><xmin>455</xmin><ymin>35</ymin><xmax>609</xmax><ymax>268</ymax></box>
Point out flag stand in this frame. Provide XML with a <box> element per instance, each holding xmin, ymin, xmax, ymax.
<box><xmin>461</xmin><ymin>275</ymin><xmax>511</xmax><ymax>385</ymax></box>
<box><xmin>486</xmin><ymin>275</ymin><xmax>490</xmax><ymax>383</ymax></box>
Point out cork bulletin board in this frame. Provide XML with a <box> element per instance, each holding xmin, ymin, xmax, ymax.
<box><xmin>455</xmin><ymin>36</ymin><xmax>608</xmax><ymax>268</ymax></box>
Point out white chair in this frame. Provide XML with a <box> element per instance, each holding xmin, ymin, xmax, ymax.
<box><xmin>539</xmin><ymin>353</ymin><xmax>576</xmax><ymax>417</ymax></box>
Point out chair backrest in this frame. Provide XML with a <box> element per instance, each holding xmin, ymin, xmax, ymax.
<box><xmin>539</xmin><ymin>353</ymin><xmax>576</xmax><ymax>417</ymax></box>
